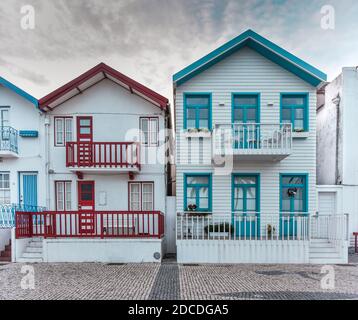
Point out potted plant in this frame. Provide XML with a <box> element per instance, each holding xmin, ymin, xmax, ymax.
<box><xmin>267</xmin><ymin>224</ymin><xmax>276</xmax><ymax>238</ymax></box>
<box><xmin>204</xmin><ymin>222</ymin><xmax>233</xmax><ymax>238</ymax></box>
<box><xmin>187</xmin><ymin>204</ymin><xmax>197</xmax><ymax>212</ymax></box>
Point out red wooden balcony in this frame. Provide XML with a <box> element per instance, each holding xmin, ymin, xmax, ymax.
<box><xmin>66</xmin><ymin>142</ymin><xmax>141</xmax><ymax>172</ymax></box>
<box><xmin>16</xmin><ymin>210</ymin><xmax>164</xmax><ymax>239</ymax></box>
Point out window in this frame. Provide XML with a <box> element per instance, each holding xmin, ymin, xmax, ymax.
<box><xmin>281</xmin><ymin>94</ymin><xmax>308</xmax><ymax>132</ymax></box>
<box><xmin>280</xmin><ymin>175</ymin><xmax>307</xmax><ymax>213</ymax></box>
<box><xmin>129</xmin><ymin>182</ymin><xmax>154</xmax><ymax>211</ymax></box>
<box><xmin>184</xmin><ymin>94</ymin><xmax>211</xmax><ymax>129</ymax></box>
<box><xmin>184</xmin><ymin>174</ymin><xmax>211</xmax><ymax>212</ymax></box>
<box><xmin>54</xmin><ymin>117</ymin><xmax>73</xmax><ymax>146</ymax></box>
<box><xmin>140</xmin><ymin>117</ymin><xmax>159</xmax><ymax>146</ymax></box>
<box><xmin>0</xmin><ymin>172</ymin><xmax>10</xmax><ymax>205</ymax></box>
<box><xmin>0</xmin><ymin>107</ymin><xmax>10</xmax><ymax>141</ymax></box>
<box><xmin>232</xmin><ymin>175</ymin><xmax>259</xmax><ymax>213</ymax></box>
<box><xmin>55</xmin><ymin>181</ymin><xmax>72</xmax><ymax>211</ymax></box>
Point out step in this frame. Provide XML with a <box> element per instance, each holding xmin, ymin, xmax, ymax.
<box><xmin>28</xmin><ymin>241</ymin><xmax>43</xmax><ymax>248</ymax></box>
<box><xmin>22</xmin><ymin>252</ymin><xmax>43</xmax><ymax>259</ymax></box>
<box><xmin>309</xmin><ymin>257</ymin><xmax>347</xmax><ymax>264</ymax></box>
<box><xmin>17</xmin><ymin>257</ymin><xmax>43</xmax><ymax>263</ymax></box>
<box><xmin>309</xmin><ymin>242</ymin><xmax>334</xmax><ymax>248</ymax></box>
<box><xmin>5</xmin><ymin>244</ymin><xmax>11</xmax><ymax>251</ymax></box>
<box><xmin>309</xmin><ymin>247</ymin><xmax>338</xmax><ymax>253</ymax></box>
<box><xmin>25</xmin><ymin>247</ymin><xmax>42</xmax><ymax>253</ymax></box>
<box><xmin>0</xmin><ymin>256</ymin><xmax>11</xmax><ymax>262</ymax></box>
<box><xmin>1</xmin><ymin>250</ymin><xmax>11</xmax><ymax>258</ymax></box>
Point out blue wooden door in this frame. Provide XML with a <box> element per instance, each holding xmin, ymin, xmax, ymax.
<box><xmin>280</xmin><ymin>175</ymin><xmax>307</xmax><ymax>238</ymax></box>
<box><xmin>232</xmin><ymin>175</ymin><xmax>260</xmax><ymax>238</ymax></box>
<box><xmin>20</xmin><ymin>173</ymin><xmax>38</xmax><ymax>211</ymax></box>
<box><xmin>232</xmin><ymin>95</ymin><xmax>259</xmax><ymax>149</ymax></box>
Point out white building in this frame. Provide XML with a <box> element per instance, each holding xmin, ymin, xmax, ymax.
<box><xmin>10</xmin><ymin>63</ymin><xmax>174</xmax><ymax>263</ymax></box>
<box><xmin>317</xmin><ymin>67</ymin><xmax>358</xmax><ymax>245</ymax></box>
<box><xmin>174</xmin><ymin>30</ymin><xmax>349</xmax><ymax>264</ymax></box>
<box><xmin>0</xmin><ymin>77</ymin><xmax>45</xmax><ymax>262</ymax></box>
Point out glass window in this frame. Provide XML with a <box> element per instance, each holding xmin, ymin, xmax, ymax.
<box><xmin>185</xmin><ymin>174</ymin><xmax>211</xmax><ymax>212</ymax></box>
<box><xmin>280</xmin><ymin>175</ymin><xmax>307</xmax><ymax>213</ymax></box>
<box><xmin>281</xmin><ymin>94</ymin><xmax>308</xmax><ymax>132</ymax></box>
<box><xmin>55</xmin><ymin>117</ymin><xmax>72</xmax><ymax>146</ymax></box>
<box><xmin>140</xmin><ymin>117</ymin><xmax>159</xmax><ymax>146</ymax></box>
<box><xmin>184</xmin><ymin>94</ymin><xmax>211</xmax><ymax>129</ymax></box>
<box><xmin>232</xmin><ymin>175</ymin><xmax>258</xmax><ymax>213</ymax></box>
<box><xmin>55</xmin><ymin>181</ymin><xmax>71</xmax><ymax>211</ymax></box>
<box><xmin>0</xmin><ymin>172</ymin><xmax>10</xmax><ymax>205</ymax></box>
<box><xmin>129</xmin><ymin>182</ymin><xmax>154</xmax><ymax>211</ymax></box>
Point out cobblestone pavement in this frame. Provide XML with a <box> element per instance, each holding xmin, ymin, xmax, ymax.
<box><xmin>0</xmin><ymin>254</ymin><xmax>357</xmax><ymax>300</ymax></box>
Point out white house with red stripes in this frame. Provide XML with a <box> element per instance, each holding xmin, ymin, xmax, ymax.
<box><xmin>12</xmin><ymin>63</ymin><xmax>174</xmax><ymax>263</ymax></box>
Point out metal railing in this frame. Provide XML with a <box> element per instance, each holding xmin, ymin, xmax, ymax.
<box><xmin>16</xmin><ymin>210</ymin><xmax>164</xmax><ymax>239</ymax></box>
<box><xmin>0</xmin><ymin>204</ymin><xmax>46</xmax><ymax>228</ymax></box>
<box><xmin>0</xmin><ymin>126</ymin><xmax>18</xmax><ymax>154</ymax></box>
<box><xmin>213</xmin><ymin>123</ymin><xmax>292</xmax><ymax>154</ymax></box>
<box><xmin>177</xmin><ymin>212</ymin><xmax>309</xmax><ymax>241</ymax></box>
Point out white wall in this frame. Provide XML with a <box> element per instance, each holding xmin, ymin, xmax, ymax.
<box><xmin>43</xmin><ymin>238</ymin><xmax>163</xmax><ymax>263</ymax></box>
<box><xmin>175</xmin><ymin>47</ymin><xmax>317</xmax><ymax>216</ymax></box>
<box><xmin>0</xmin><ymin>228</ymin><xmax>11</xmax><ymax>251</ymax></box>
<box><xmin>0</xmin><ymin>86</ymin><xmax>45</xmax><ymax>207</ymax></box>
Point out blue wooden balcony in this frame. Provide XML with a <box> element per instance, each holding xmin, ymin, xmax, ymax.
<box><xmin>0</xmin><ymin>126</ymin><xmax>18</xmax><ymax>157</ymax></box>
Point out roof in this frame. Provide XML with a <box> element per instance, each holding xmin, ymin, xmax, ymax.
<box><xmin>0</xmin><ymin>77</ymin><xmax>38</xmax><ymax>107</ymax></box>
<box><xmin>173</xmin><ymin>29</ymin><xmax>327</xmax><ymax>87</ymax></box>
<box><xmin>39</xmin><ymin>63</ymin><xmax>169</xmax><ymax>111</ymax></box>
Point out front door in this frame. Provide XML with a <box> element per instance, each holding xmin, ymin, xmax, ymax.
<box><xmin>232</xmin><ymin>175</ymin><xmax>260</xmax><ymax>238</ymax></box>
<box><xmin>77</xmin><ymin>116</ymin><xmax>93</xmax><ymax>166</ymax></box>
<box><xmin>19</xmin><ymin>172</ymin><xmax>38</xmax><ymax>210</ymax></box>
<box><xmin>280</xmin><ymin>175</ymin><xmax>307</xmax><ymax>238</ymax></box>
<box><xmin>232</xmin><ymin>95</ymin><xmax>259</xmax><ymax>149</ymax></box>
<box><xmin>78</xmin><ymin>181</ymin><xmax>95</xmax><ymax>234</ymax></box>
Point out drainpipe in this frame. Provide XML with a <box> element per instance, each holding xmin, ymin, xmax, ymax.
<box><xmin>332</xmin><ymin>94</ymin><xmax>341</xmax><ymax>185</ymax></box>
<box><xmin>44</xmin><ymin>116</ymin><xmax>50</xmax><ymax>209</ymax></box>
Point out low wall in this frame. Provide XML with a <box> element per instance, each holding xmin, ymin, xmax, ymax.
<box><xmin>177</xmin><ymin>240</ymin><xmax>310</xmax><ymax>264</ymax></box>
<box><xmin>11</xmin><ymin>228</ymin><xmax>31</xmax><ymax>262</ymax></box>
<box><xmin>0</xmin><ymin>229</ymin><xmax>11</xmax><ymax>251</ymax></box>
<box><xmin>43</xmin><ymin>238</ymin><xmax>163</xmax><ymax>263</ymax></box>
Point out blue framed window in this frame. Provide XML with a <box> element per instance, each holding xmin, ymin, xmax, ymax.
<box><xmin>232</xmin><ymin>175</ymin><xmax>259</xmax><ymax>213</ymax></box>
<box><xmin>184</xmin><ymin>94</ymin><xmax>211</xmax><ymax>129</ymax></box>
<box><xmin>281</xmin><ymin>94</ymin><xmax>308</xmax><ymax>132</ymax></box>
<box><xmin>280</xmin><ymin>174</ymin><xmax>308</xmax><ymax>213</ymax></box>
<box><xmin>184</xmin><ymin>174</ymin><xmax>212</xmax><ymax>212</ymax></box>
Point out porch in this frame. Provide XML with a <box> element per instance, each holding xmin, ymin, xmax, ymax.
<box><xmin>176</xmin><ymin>213</ymin><xmax>349</xmax><ymax>264</ymax></box>
<box><xmin>13</xmin><ymin>210</ymin><xmax>165</xmax><ymax>263</ymax></box>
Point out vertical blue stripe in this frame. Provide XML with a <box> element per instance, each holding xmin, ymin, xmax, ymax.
<box><xmin>23</xmin><ymin>174</ymin><xmax>38</xmax><ymax>209</ymax></box>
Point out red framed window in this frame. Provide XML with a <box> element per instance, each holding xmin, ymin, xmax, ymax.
<box><xmin>129</xmin><ymin>182</ymin><xmax>154</xmax><ymax>211</ymax></box>
<box><xmin>55</xmin><ymin>181</ymin><xmax>72</xmax><ymax>211</ymax></box>
<box><xmin>140</xmin><ymin>117</ymin><xmax>159</xmax><ymax>146</ymax></box>
<box><xmin>54</xmin><ymin>117</ymin><xmax>73</xmax><ymax>146</ymax></box>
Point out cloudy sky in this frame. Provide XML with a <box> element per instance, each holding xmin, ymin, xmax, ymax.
<box><xmin>0</xmin><ymin>0</ymin><xmax>357</xmax><ymax>103</ymax></box>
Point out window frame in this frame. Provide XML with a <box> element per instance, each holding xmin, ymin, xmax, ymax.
<box><xmin>231</xmin><ymin>173</ymin><xmax>260</xmax><ymax>214</ymax></box>
<box><xmin>184</xmin><ymin>173</ymin><xmax>212</xmax><ymax>212</ymax></box>
<box><xmin>280</xmin><ymin>93</ymin><xmax>309</xmax><ymax>132</ymax></box>
<box><xmin>279</xmin><ymin>173</ymin><xmax>308</xmax><ymax>214</ymax></box>
<box><xmin>128</xmin><ymin>181</ymin><xmax>154</xmax><ymax>211</ymax></box>
<box><xmin>183</xmin><ymin>93</ymin><xmax>212</xmax><ymax>130</ymax></box>
<box><xmin>55</xmin><ymin>181</ymin><xmax>72</xmax><ymax>211</ymax></box>
<box><xmin>0</xmin><ymin>171</ymin><xmax>11</xmax><ymax>205</ymax></box>
<box><xmin>140</xmin><ymin>117</ymin><xmax>159</xmax><ymax>147</ymax></box>
<box><xmin>54</xmin><ymin>116</ymin><xmax>73</xmax><ymax>147</ymax></box>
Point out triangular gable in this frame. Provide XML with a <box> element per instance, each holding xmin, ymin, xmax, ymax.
<box><xmin>173</xmin><ymin>29</ymin><xmax>327</xmax><ymax>87</ymax></box>
<box><xmin>0</xmin><ymin>77</ymin><xmax>38</xmax><ymax>107</ymax></box>
<box><xmin>39</xmin><ymin>63</ymin><xmax>169</xmax><ymax>111</ymax></box>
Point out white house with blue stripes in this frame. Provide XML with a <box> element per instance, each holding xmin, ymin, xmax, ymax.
<box><xmin>174</xmin><ymin>30</ymin><xmax>349</xmax><ymax>264</ymax></box>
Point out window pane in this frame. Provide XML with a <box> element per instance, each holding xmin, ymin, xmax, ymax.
<box><xmin>186</xmin><ymin>96</ymin><xmax>209</xmax><ymax>107</ymax></box>
<box><xmin>246</xmin><ymin>108</ymin><xmax>257</xmax><ymax>121</ymax></box>
<box><xmin>282</xmin><ymin>108</ymin><xmax>291</xmax><ymax>121</ymax></box>
<box><xmin>186</xmin><ymin>187</ymin><xmax>196</xmax><ymax>198</ymax></box>
<box><xmin>187</xmin><ymin>119</ymin><xmax>196</xmax><ymax>129</ymax></box>
<box><xmin>199</xmin><ymin>108</ymin><xmax>208</xmax><ymax>120</ymax></box>
<box><xmin>246</xmin><ymin>187</ymin><xmax>256</xmax><ymax>199</ymax></box>
<box><xmin>282</xmin><ymin>199</ymin><xmax>290</xmax><ymax>211</ymax></box>
<box><xmin>294</xmin><ymin>199</ymin><xmax>303</xmax><ymax>211</ymax></box>
<box><xmin>199</xmin><ymin>187</ymin><xmax>208</xmax><ymax>197</ymax></box>
<box><xmin>295</xmin><ymin>108</ymin><xmax>304</xmax><ymax>119</ymax></box>
<box><xmin>233</xmin><ymin>108</ymin><xmax>243</xmax><ymax>122</ymax></box>
<box><xmin>55</xmin><ymin>119</ymin><xmax>64</xmax><ymax>145</ymax></box>
<box><xmin>199</xmin><ymin>197</ymin><xmax>208</xmax><ymax>209</ymax></box>
<box><xmin>187</xmin><ymin>176</ymin><xmax>209</xmax><ymax>185</ymax></box>
<box><xmin>246</xmin><ymin>199</ymin><xmax>256</xmax><ymax>211</ymax></box>
<box><xmin>234</xmin><ymin>187</ymin><xmax>243</xmax><ymax>199</ymax></box>
<box><xmin>294</xmin><ymin>120</ymin><xmax>304</xmax><ymax>131</ymax></box>
<box><xmin>234</xmin><ymin>96</ymin><xmax>257</xmax><ymax>106</ymax></box>
<box><xmin>234</xmin><ymin>176</ymin><xmax>256</xmax><ymax>185</ymax></box>
<box><xmin>80</xmin><ymin>119</ymin><xmax>91</xmax><ymax>126</ymax></box>
<box><xmin>65</xmin><ymin>119</ymin><xmax>73</xmax><ymax>142</ymax></box>
<box><xmin>80</xmin><ymin>127</ymin><xmax>91</xmax><ymax>135</ymax></box>
<box><xmin>233</xmin><ymin>199</ymin><xmax>243</xmax><ymax>211</ymax></box>
<box><xmin>282</xmin><ymin>96</ymin><xmax>305</xmax><ymax>106</ymax></box>
<box><xmin>150</xmin><ymin>119</ymin><xmax>158</xmax><ymax>145</ymax></box>
<box><xmin>282</xmin><ymin>176</ymin><xmax>304</xmax><ymax>185</ymax></box>
<box><xmin>198</xmin><ymin>119</ymin><xmax>209</xmax><ymax>129</ymax></box>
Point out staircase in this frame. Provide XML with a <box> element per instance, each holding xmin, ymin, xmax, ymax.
<box><xmin>0</xmin><ymin>240</ymin><xmax>11</xmax><ymax>263</ymax></box>
<box><xmin>17</xmin><ymin>237</ymin><xmax>43</xmax><ymax>263</ymax></box>
<box><xmin>309</xmin><ymin>239</ymin><xmax>347</xmax><ymax>264</ymax></box>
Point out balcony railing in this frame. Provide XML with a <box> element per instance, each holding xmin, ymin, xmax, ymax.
<box><xmin>16</xmin><ymin>210</ymin><xmax>164</xmax><ymax>239</ymax></box>
<box><xmin>213</xmin><ymin>123</ymin><xmax>292</xmax><ymax>159</ymax></box>
<box><xmin>0</xmin><ymin>126</ymin><xmax>18</xmax><ymax>154</ymax></box>
<box><xmin>177</xmin><ymin>213</ymin><xmax>349</xmax><ymax>243</ymax></box>
<box><xmin>66</xmin><ymin>142</ymin><xmax>140</xmax><ymax>170</ymax></box>
<box><xmin>0</xmin><ymin>204</ymin><xmax>46</xmax><ymax>228</ymax></box>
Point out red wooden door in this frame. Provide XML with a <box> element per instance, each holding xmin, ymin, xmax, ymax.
<box><xmin>78</xmin><ymin>181</ymin><xmax>95</xmax><ymax>234</ymax></box>
<box><xmin>77</xmin><ymin>116</ymin><xmax>93</xmax><ymax>166</ymax></box>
